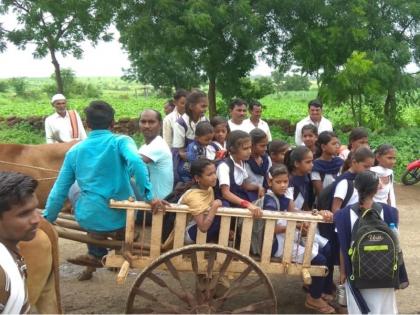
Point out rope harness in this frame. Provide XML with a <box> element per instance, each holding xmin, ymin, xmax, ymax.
<box><xmin>0</xmin><ymin>160</ymin><xmax>59</xmax><ymax>181</ymax></box>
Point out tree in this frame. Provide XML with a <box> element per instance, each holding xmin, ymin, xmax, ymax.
<box><xmin>281</xmin><ymin>75</ymin><xmax>310</xmax><ymax>91</ymax></box>
<box><xmin>116</xmin><ymin>0</ymin><xmax>275</xmax><ymax>117</ymax></box>
<box><xmin>270</xmin><ymin>0</ymin><xmax>420</xmax><ymax>127</ymax></box>
<box><xmin>1</xmin><ymin>0</ymin><xmax>115</xmax><ymax>94</ymax></box>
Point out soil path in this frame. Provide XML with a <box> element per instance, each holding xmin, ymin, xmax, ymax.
<box><xmin>57</xmin><ymin>184</ymin><xmax>420</xmax><ymax>314</ymax></box>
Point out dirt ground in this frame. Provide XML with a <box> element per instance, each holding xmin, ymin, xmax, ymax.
<box><xmin>57</xmin><ymin>184</ymin><xmax>420</xmax><ymax>314</ymax></box>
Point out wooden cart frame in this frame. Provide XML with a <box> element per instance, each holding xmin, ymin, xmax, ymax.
<box><xmin>56</xmin><ymin>200</ymin><xmax>330</xmax><ymax>313</ymax></box>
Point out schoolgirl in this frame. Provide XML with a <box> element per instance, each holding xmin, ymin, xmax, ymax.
<box><xmin>371</xmin><ymin>144</ymin><xmax>397</xmax><ymax>207</ymax></box>
<box><xmin>339</xmin><ymin>127</ymin><xmax>369</xmax><ymax>161</ymax></box>
<box><xmin>215</xmin><ymin>130</ymin><xmax>263</xmax><ymax>217</ymax></box>
<box><xmin>311</xmin><ymin>131</ymin><xmax>343</xmax><ymax>197</ymax></box>
<box><xmin>301</xmin><ymin>124</ymin><xmax>318</xmax><ymax>155</ymax></box>
<box><xmin>266</xmin><ymin>165</ymin><xmax>335</xmax><ymax>313</ymax></box>
<box><xmin>207</xmin><ymin>115</ymin><xmax>229</xmax><ymax>161</ymax></box>
<box><xmin>268</xmin><ymin>140</ymin><xmax>290</xmax><ymax>167</ymax></box>
<box><xmin>181</xmin><ymin>159</ymin><xmax>222</xmax><ymax>244</ymax></box>
<box><xmin>244</xmin><ymin>128</ymin><xmax>271</xmax><ymax>201</ymax></box>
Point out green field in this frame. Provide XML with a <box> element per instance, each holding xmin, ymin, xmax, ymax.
<box><xmin>0</xmin><ymin>77</ymin><xmax>419</xmax><ymax>179</ymax></box>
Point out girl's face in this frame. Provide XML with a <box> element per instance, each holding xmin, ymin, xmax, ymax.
<box><xmin>214</xmin><ymin>123</ymin><xmax>228</xmax><ymax>144</ymax></box>
<box><xmin>352</xmin><ymin>157</ymin><xmax>375</xmax><ymax>173</ymax></box>
<box><xmin>302</xmin><ymin>130</ymin><xmax>317</xmax><ymax>148</ymax></box>
<box><xmin>232</xmin><ymin>139</ymin><xmax>252</xmax><ymax>161</ymax></box>
<box><xmin>351</xmin><ymin>137</ymin><xmax>369</xmax><ymax>151</ymax></box>
<box><xmin>270</xmin><ymin>147</ymin><xmax>289</xmax><ymax>165</ymax></box>
<box><xmin>191</xmin><ymin>97</ymin><xmax>208</xmax><ymax>118</ymax></box>
<box><xmin>269</xmin><ymin>173</ymin><xmax>289</xmax><ymax>196</ymax></box>
<box><xmin>195</xmin><ymin>164</ymin><xmax>217</xmax><ymax>188</ymax></box>
<box><xmin>322</xmin><ymin>137</ymin><xmax>340</xmax><ymax>156</ymax></box>
<box><xmin>253</xmin><ymin>136</ymin><xmax>268</xmax><ymax>157</ymax></box>
<box><xmin>376</xmin><ymin>149</ymin><xmax>397</xmax><ymax>169</ymax></box>
<box><xmin>295</xmin><ymin>151</ymin><xmax>313</xmax><ymax>174</ymax></box>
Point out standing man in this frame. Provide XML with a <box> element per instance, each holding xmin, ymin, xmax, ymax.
<box><xmin>0</xmin><ymin>172</ymin><xmax>41</xmax><ymax>314</ymax></box>
<box><xmin>243</xmin><ymin>100</ymin><xmax>272</xmax><ymax>141</ymax></box>
<box><xmin>295</xmin><ymin>99</ymin><xmax>333</xmax><ymax>146</ymax></box>
<box><xmin>44</xmin><ymin>101</ymin><xmax>167</xmax><ymax>269</ymax></box>
<box><xmin>162</xmin><ymin>89</ymin><xmax>188</xmax><ymax>148</ymax></box>
<box><xmin>139</xmin><ymin>109</ymin><xmax>174</xmax><ymax>200</ymax></box>
<box><xmin>228</xmin><ymin>98</ymin><xmax>251</xmax><ymax>132</ymax></box>
<box><xmin>45</xmin><ymin>94</ymin><xmax>87</xmax><ymax>143</ymax></box>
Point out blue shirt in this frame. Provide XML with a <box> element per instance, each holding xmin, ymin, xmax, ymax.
<box><xmin>138</xmin><ymin>136</ymin><xmax>173</xmax><ymax>199</ymax></box>
<box><xmin>44</xmin><ymin>130</ymin><xmax>153</xmax><ymax>232</ymax></box>
<box><xmin>186</xmin><ymin>140</ymin><xmax>207</xmax><ymax>161</ymax></box>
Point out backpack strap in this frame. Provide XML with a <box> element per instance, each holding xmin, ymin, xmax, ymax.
<box><xmin>68</xmin><ymin>110</ymin><xmax>79</xmax><ymax>139</ymax></box>
<box><xmin>265</xmin><ymin>190</ymin><xmax>281</xmax><ymax>210</ymax></box>
<box><xmin>342</xmin><ymin>179</ymin><xmax>354</xmax><ymax>207</ymax></box>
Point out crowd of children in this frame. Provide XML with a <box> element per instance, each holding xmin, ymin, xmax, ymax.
<box><xmin>161</xmin><ymin>89</ymin><xmax>408</xmax><ymax>314</ymax></box>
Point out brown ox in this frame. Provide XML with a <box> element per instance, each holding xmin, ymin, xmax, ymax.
<box><xmin>19</xmin><ymin>219</ymin><xmax>62</xmax><ymax>314</ymax></box>
<box><xmin>0</xmin><ymin>142</ymin><xmax>76</xmax><ymax>208</ymax></box>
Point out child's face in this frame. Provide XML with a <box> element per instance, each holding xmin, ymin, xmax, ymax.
<box><xmin>174</xmin><ymin>96</ymin><xmax>186</xmax><ymax>112</ymax></box>
<box><xmin>376</xmin><ymin>149</ymin><xmax>397</xmax><ymax>169</ymax></box>
<box><xmin>295</xmin><ymin>151</ymin><xmax>313</xmax><ymax>174</ymax></box>
<box><xmin>191</xmin><ymin>97</ymin><xmax>208</xmax><ymax>117</ymax></box>
<box><xmin>270</xmin><ymin>146</ymin><xmax>289</xmax><ymax>165</ymax></box>
<box><xmin>323</xmin><ymin>137</ymin><xmax>340</xmax><ymax>156</ymax></box>
<box><xmin>233</xmin><ymin>139</ymin><xmax>252</xmax><ymax>161</ymax></box>
<box><xmin>352</xmin><ymin>157</ymin><xmax>375</xmax><ymax>173</ymax></box>
<box><xmin>214</xmin><ymin>123</ymin><xmax>228</xmax><ymax>144</ymax></box>
<box><xmin>302</xmin><ymin>130</ymin><xmax>317</xmax><ymax>148</ymax></box>
<box><xmin>195</xmin><ymin>164</ymin><xmax>217</xmax><ymax>188</ymax></box>
<box><xmin>351</xmin><ymin>137</ymin><xmax>369</xmax><ymax>151</ymax></box>
<box><xmin>253</xmin><ymin>136</ymin><xmax>268</xmax><ymax>157</ymax></box>
<box><xmin>269</xmin><ymin>173</ymin><xmax>289</xmax><ymax>196</ymax></box>
<box><xmin>164</xmin><ymin>103</ymin><xmax>174</xmax><ymax>115</ymax></box>
<box><xmin>196</xmin><ymin>133</ymin><xmax>214</xmax><ymax>146</ymax></box>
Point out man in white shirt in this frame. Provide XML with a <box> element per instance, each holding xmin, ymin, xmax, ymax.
<box><xmin>243</xmin><ymin>100</ymin><xmax>272</xmax><ymax>141</ymax></box>
<box><xmin>295</xmin><ymin>99</ymin><xmax>333</xmax><ymax>146</ymax></box>
<box><xmin>162</xmin><ymin>89</ymin><xmax>188</xmax><ymax>148</ymax></box>
<box><xmin>44</xmin><ymin>94</ymin><xmax>87</xmax><ymax>143</ymax></box>
<box><xmin>228</xmin><ymin>98</ymin><xmax>252</xmax><ymax>132</ymax></box>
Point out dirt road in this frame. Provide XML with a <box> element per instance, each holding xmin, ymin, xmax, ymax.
<box><xmin>57</xmin><ymin>184</ymin><xmax>420</xmax><ymax>314</ymax></box>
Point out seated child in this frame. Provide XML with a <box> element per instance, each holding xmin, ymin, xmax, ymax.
<box><xmin>268</xmin><ymin>140</ymin><xmax>290</xmax><ymax>167</ymax></box>
<box><xmin>178</xmin><ymin>121</ymin><xmax>214</xmax><ymax>182</ymax></box>
<box><xmin>302</xmin><ymin>124</ymin><xmax>318</xmax><ymax>156</ymax></box>
<box><xmin>208</xmin><ymin>116</ymin><xmax>229</xmax><ymax>161</ymax></box>
<box><xmin>180</xmin><ymin>159</ymin><xmax>222</xmax><ymax>244</ymax></box>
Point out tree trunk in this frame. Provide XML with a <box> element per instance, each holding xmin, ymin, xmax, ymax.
<box><xmin>208</xmin><ymin>77</ymin><xmax>217</xmax><ymax>118</ymax></box>
<box><xmin>50</xmin><ymin>48</ymin><xmax>64</xmax><ymax>94</ymax></box>
<box><xmin>350</xmin><ymin>95</ymin><xmax>357</xmax><ymax>126</ymax></box>
<box><xmin>384</xmin><ymin>87</ymin><xmax>397</xmax><ymax>127</ymax></box>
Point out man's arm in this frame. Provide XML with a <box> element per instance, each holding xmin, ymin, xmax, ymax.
<box><xmin>294</xmin><ymin>121</ymin><xmax>303</xmax><ymax>146</ymax></box>
<box><xmin>44</xmin><ymin>154</ymin><xmax>75</xmax><ymax>222</ymax></box>
<box><xmin>162</xmin><ymin>116</ymin><xmax>173</xmax><ymax>147</ymax></box>
<box><xmin>45</xmin><ymin>118</ymin><xmax>55</xmax><ymax>144</ymax></box>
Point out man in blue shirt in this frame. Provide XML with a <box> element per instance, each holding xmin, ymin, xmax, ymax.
<box><xmin>44</xmin><ymin>101</ymin><xmax>167</xmax><ymax>273</ymax></box>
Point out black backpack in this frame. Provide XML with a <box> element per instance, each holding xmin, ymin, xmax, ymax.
<box><xmin>316</xmin><ymin>174</ymin><xmax>354</xmax><ymax>210</ymax></box>
<box><xmin>348</xmin><ymin>203</ymin><xmax>399</xmax><ymax>289</ymax></box>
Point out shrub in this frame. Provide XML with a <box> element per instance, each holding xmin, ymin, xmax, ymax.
<box><xmin>9</xmin><ymin>77</ymin><xmax>27</xmax><ymax>96</ymax></box>
<box><xmin>281</xmin><ymin>75</ymin><xmax>310</xmax><ymax>91</ymax></box>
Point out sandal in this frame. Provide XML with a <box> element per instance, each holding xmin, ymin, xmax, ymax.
<box><xmin>67</xmin><ymin>254</ymin><xmax>103</xmax><ymax>268</ymax></box>
<box><xmin>305</xmin><ymin>300</ymin><xmax>335</xmax><ymax>314</ymax></box>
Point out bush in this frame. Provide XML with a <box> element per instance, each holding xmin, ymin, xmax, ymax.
<box><xmin>281</xmin><ymin>75</ymin><xmax>310</xmax><ymax>91</ymax></box>
<box><xmin>0</xmin><ymin>80</ymin><xmax>8</xmax><ymax>92</ymax></box>
<box><xmin>9</xmin><ymin>77</ymin><xmax>27</xmax><ymax>96</ymax></box>
<box><xmin>238</xmin><ymin>77</ymin><xmax>275</xmax><ymax>101</ymax></box>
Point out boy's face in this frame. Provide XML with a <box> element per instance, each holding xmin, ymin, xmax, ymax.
<box><xmin>230</xmin><ymin>104</ymin><xmax>247</xmax><ymax>123</ymax></box>
<box><xmin>0</xmin><ymin>194</ymin><xmax>40</xmax><ymax>245</ymax></box>
<box><xmin>196</xmin><ymin>133</ymin><xmax>214</xmax><ymax>146</ymax></box>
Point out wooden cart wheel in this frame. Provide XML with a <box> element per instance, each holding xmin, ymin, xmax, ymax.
<box><xmin>126</xmin><ymin>244</ymin><xmax>277</xmax><ymax>314</ymax></box>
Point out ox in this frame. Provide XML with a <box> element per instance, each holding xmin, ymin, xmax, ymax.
<box><xmin>19</xmin><ymin>219</ymin><xmax>62</xmax><ymax>313</ymax></box>
<box><xmin>0</xmin><ymin>142</ymin><xmax>76</xmax><ymax>208</ymax></box>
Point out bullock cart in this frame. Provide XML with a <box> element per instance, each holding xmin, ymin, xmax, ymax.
<box><xmin>56</xmin><ymin>200</ymin><xmax>330</xmax><ymax>314</ymax></box>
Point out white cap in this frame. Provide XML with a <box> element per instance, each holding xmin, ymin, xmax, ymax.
<box><xmin>51</xmin><ymin>94</ymin><xmax>66</xmax><ymax>104</ymax></box>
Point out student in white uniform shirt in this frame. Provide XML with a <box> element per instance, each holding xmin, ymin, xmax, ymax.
<box><xmin>227</xmin><ymin>99</ymin><xmax>252</xmax><ymax>133</ymax></box>
<box><xmin>44</xmin><ymin>94</ymin><xmax>87</xmax><ymax>143</ymax></box>
<box><xmin>243</xmin><ymin>100</ymin><xmax>272</xmax><ymax>141</ymax></box>
<box><xmin>162</xmin><ymin>89</ymin><xmax>188</xmax><ymax>148</ymax></box>
<box><xmin>295</xmin><ymin>99</ymin><xmax>333</xmax><ymax>146</ymax></box>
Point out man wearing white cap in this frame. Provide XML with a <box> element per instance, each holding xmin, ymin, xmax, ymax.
<box><xmin>44</xmin><ymin>94</ymin><xmax>87</xmax><ymax>143</ymax></box>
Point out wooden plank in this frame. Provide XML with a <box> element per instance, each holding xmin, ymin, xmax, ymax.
<box><xmin>260</xmin><ymin>220</ymin><xmax>276</xmax><ymax>267</ymax></box>
<box><xmin>150</xmin><ymin>211</ymin><xmax>163</xmax><ymax>257</ymax></box>
<box><xmin>173</xmin><ymin>213</ymin><xmax>187</xmax><ymax>249</ymax></box>
<box><xmin>196</xmin><ymin>230</ymin><xmax>207</xmax><ymax>245</ymax></box>
<box><xmin>124</xmin><ymin>208</ymin><xmax>136</xmax><ymax>253</ymax></box>
<box><xmin>239</xmin><ymin>218</ymin><xmax>253</xmax><ymax>255</ymax></box>
<box><xmin>302</xmin><ymin>222</ymin><xmax>317</xmax><ymax>266</ymax></box>
<box><xmin>217</xmin><ymin>216</ymin><xmax>230</xmax><ymax>263</ymax></box>
<box><xmin>282</xmin><ymin>221</ymin><xmax>297</xmax><ymax>264</ymax></box>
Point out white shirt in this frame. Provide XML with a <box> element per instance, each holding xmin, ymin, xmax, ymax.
<box><xmin>162</xmin><ymin>108</ymin><xmax>182</xmax><ymax>148</ymax></box>
<box><xmin>243</xmin><ymin>118</ymin><xmax>272</xmax><ymax>141</ymax></box>
<box><xmin>334</xmin><ymin>179</ymin><xmax>359</xmax><ymax>208</ymax></box>
<box><xmin>206</xmin><ymin>141</ymin><xmax>226</xmax><ymax>160</ymax></box>
<box><xmin>311</xmin><ymin>172</ymin><xmax>336</xmax><ymax>188</ymax></box>
<box><xmin>228</xmin><ymin>119</ymin><xmax>253</xmax><ymax>133</ymax></box>
<box><xmin>172</xmin><ymin>114</ymin><xmax>208</xmax><ymax>148</ymax></box>
<box><xmin>295</xmin><ymin>116</ymin><xmax>333</xmax><ymax>146</ymax></box>
<box><xmin>44</xmin><ymin>110</ymin><xmax>87</xmax><ymax>144</ymax></box>
<box><xmin>217</xmin><ymin>156</ymin><xmax>248</xmax><ymax>187</ymax></box>
<box><xmin>371</xmin><ymin>166</ymin><xmax>396</xmax><ymax>207</ymax></box>
<box><xmin>244</xmin><ymin>157</ymin><xmax>272</xmax><ymax>187</ymax></box>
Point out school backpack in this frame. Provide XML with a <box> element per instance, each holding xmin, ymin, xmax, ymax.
<box><xmin>316</xmin><ymin>173</ymin><xmax>354</xmax><ymax>210</ymax></box>
<box><xmin>250</xmin><ymin>191</ymin><xmax>280</xmax><ymax>256</ymax></box>
<box><xmin>348</xmin><ymin>203</ymin><xmax>400</xmax><ymax>289</ymax></box>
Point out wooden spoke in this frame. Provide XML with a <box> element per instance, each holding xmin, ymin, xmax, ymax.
<box><xmin>126</xmin><ymin>244</ymin><xmax>277</xmax><ymax>314</ymax></box>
